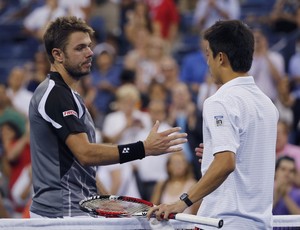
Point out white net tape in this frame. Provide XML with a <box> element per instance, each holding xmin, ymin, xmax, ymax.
<box><xmin>0</xmin><ymin>215</ymin><xmax>299</xmax><ymax>229</ymax></box>
<box><xmin>273</xmin><ymin>215</ymin><xmax>300</xmax><ymax>227</ymax></box>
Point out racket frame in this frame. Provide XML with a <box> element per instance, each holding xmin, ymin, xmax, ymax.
<box><xmin>79</xmin><ymin>195</ymin><xmax>223</xmax><ymax>228</ymax></box>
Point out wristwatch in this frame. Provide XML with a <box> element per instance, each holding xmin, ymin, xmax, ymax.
<box><xmin>180</xmin><ymin>193</ymin><xmax>193</xmax><ymax>207</ymax></box>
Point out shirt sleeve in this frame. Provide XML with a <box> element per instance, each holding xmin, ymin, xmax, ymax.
<box><xmin>44</xmin><ymin>86</ymin><xmax>86</xmax><ymax>142</ymax></box>
<box><xmin>203</xmin><ymin>98</ymin><xmax>240</xmax><ymax>155</ymax></box>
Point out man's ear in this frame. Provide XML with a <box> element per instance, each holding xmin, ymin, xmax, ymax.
<box><xmin>52</xmin><ymin>48</ymin><xmax>63</xmax><ymax>63</ymax></box>
<box><xmin>218</xmin><ymin>52</ymin><xmax>224</xmax><ymax>66</ymax></box>
<box><xmin>218</xmin><ymin>52</ymin><xmax>230</xmax><ymax>67</ymax></box>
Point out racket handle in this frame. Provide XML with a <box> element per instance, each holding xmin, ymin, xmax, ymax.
<box><xmin>174</xmin><ymin>213</ymin><xmax>223</xmax><ymax>228</ymax></box>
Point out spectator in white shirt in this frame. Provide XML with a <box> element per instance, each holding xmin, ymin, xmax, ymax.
<box><xmin>193</xmin><ymin>0</ymin><xmax>241</xmax><ymax>32</ymax></box>
<box><xmin>23</xmin><ymin>0</ymin><xmax>66</xmax><ymax>41</ymax></box>
<box><xmin>249</xmin><ymin>28</ymin><xmax>285</xmax><ymax>102</ymax></box>
<box><xmin>6</xmin><ymin>67</ymin><xmax>33</xmax><ymax>117</ymax></box>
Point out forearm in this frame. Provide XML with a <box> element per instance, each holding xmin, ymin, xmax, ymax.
<box><xmin>67</xmin><ymin>133</ymin><xmax>146</xmax><ymax>166</ymax></box>
<box><xmin>73</xmin><ymin>142</ymin><xmax>120</xmax><ymax>166</ymax></box>
<box><xmin>188</xmin><ymin>152</ymin><xmax>235</xmax><ymax>204</ymax></box>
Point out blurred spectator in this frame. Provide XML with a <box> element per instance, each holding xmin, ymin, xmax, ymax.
<box><xmin>25</xmin><ymin>49</ymin><xmax>50</xmax><ymax>93</ymax></box>
<box><xmin>102</xmin><ymin>83</ymin><xmax>151</xmax><ymax>144</ymax></box>
<box><xmin>23</xmin><ymin>0</ymin><xmax>66</xmax><ymax>42</ymax></box>
<box><xmin>123</xmin><ymin>27</ymin><xmax>151</xmax><ymax>71</ymax></box>
<box><xmin>59</xmin><ymin>0</ymin><xmax>91</xmax><ymax>21</ymax></box>
<box><xmin>146</xmin><ymin>0</ymin><xmax>179</xmax><ymax>45</ymax></box>
<box><xmin>98</xmin><ymin>84</ymin><xmax>152</xmax><ymax>198</ymax></box>
<box><xmin>0</xmin><ymin>87</ymin><xmax>13</xmax><ymax>217</ymax></box>
<box><xmin>135</xmin><ymin>35</ymin><xmax>167</xmax><ymax>94</ymax></box>
<box><xmin>176</xmin><ymin>0</ymin><xmax>198</xmax><ymax>13</ymax></box>
<box><xmin>268</xmin><ymin>0</ymin><xmax>300</xmax><ymax>33</ymax></box>
<box><xmin>0</xmin><ymin>193</ymin><xmax>10</xmax><ymax>218</ymax></box>
<box><xmin>167</xmin><ymin>82</ymin><xmax>203</xmax><ymax>179</ymax></box>
<box><xmin>119</xmin><ymin>68</ymin><xmax>136</xmax><ymax>86</ymax></box>
<box><xmin>89</xmin><ymin>43</ymin><xmax>122</xmax><ymax>128</ymax></box>
<box><xmin>147</xmin><ymin>80</ymin><xmax>168</xmax><ymax>105</ymax></box>
<box><xmin>124</xmin><ymin>0</ymin><xmax>152</xmax><ymax>46</ymax></box>
<box><xmin>193</xmin><ymin>0</ymin><xmax>240</xmax><ymax>32</ymax></box>
<box><xmin>11</xmin><ymin>164</ymin><xmax>32</xmax><ymax>217</ymax></box>
<box><xmin>0</xmin><ymin>120</ymin><xmax>31</xmax><ymax>217</ymax></box>
<box><xmin>287</xmin><ymin>35</ymin><xmax>300</xmax><ymax>145</ymax></box>
<box><xmin>249</xmin><ymin>29</ymin><xmax>285</xmax><ymax>103</ymax></box>
<box><xmin>288</xmin><ymin>35</ymin><xmax>300</xmax><ymax>96</ymax></box>
<box><xmin>150</xmin><ymin>151</ymin><xmax>200</xmax><ymax>214</ymax></box>
<box><xmin>74</xmin><ymin>75</ymin><xmax>99</xmax><ymax>125</ymax></box>
<box><xmin>159</xmin><ymin>55</ymin><xmax>180</xmax><ymax>102</ymax></box>
<box><xmin>134</xmin><ymin>99</ymin><xmax>171</xmax><ymax>200</ymax></box>
<box><xmin>277</xmin><ymin>76</ymin><xmax>294</xmax><ymax>127</ymax></box>
<box><xmin>180</xmin><ymin>37</ymin><xmax>209</xmax><ymax>103</ymax></box>
<box><xmin>6</xmin><ymin>66</ymin><xmax>33</xmax><ymax>117</ymax></box>
<box><xmin>0</xmin><ymin>83</ymin><xmax>26</xmax><ymax>136</ymax></box>
<box><xmin>276</xmin><ymin>120</ymin><xmax>300</xmax><ymax>186</ymax></box>
<box><xmin>273</xmin><ymin>156</ymin><xmax>300</xmax><ymax>216</ymax></box>
<box><xmin>89</xmin><ymin>0</ymin><xmax>120</xmax><ymax>40</ymax></box>
<box><xmin>0</xmin><ymin>0</ymin><xmax>41</xmax><ymax>24</ymax></box>
<box><xmin>118</xmin><ymin>0</ymin><xmax>136</xmax><ymax>55</ymax></box>
<box><xmin>196</xmin><ymin>75</ymin><xmax>219</xmax><ymax>112</ymax></box>
<box><xmin>297</xmin><ymin>6</ymin><xmax>300</xmax><ymax>28</ymax></box>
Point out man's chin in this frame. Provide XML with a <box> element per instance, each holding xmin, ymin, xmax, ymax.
<box><xmin>70</xmin><ymin>70</ymin><xmax>90</xmax><ymax>81</ymax></box>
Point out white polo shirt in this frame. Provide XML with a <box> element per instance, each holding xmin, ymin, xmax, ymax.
<box><xmin>197</xmin><ymin>76</ymin><xmax>279</xmax><ymax>229</ymax></box>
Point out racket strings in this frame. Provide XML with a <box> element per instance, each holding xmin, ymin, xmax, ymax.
<box><xmin>123</xmin><ymin>203</ymin><xmax>150</xmax><ymax>215</ymax></box>
<box><xmin>84</xmin><ymin>199</ymin><xmax>150</xmax><ymax>216</ymax></box>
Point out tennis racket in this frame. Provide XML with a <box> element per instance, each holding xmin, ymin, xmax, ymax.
<box><xmin>79</xmin><ymin>195</ymin><xmax>223</xmax><ymax>228</ymax></box>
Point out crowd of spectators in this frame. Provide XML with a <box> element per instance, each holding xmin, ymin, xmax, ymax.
<box><xmin>0</xmin><ymin>0</ymin><xmax>300</xmax><ymax>219</ymax></box>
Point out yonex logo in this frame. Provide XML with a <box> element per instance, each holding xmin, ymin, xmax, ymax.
<box><xmin>122</xmin><ymin>147</ymin><xmax>130</xmax><ymax>153</ymax></box>
<box><xmin>63</xmin><ymin>110</ymin><xmax>78</xmax><ymax>118</ymax></box>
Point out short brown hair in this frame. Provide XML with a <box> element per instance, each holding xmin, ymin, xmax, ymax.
<box><xmin>43</xmin><ymin>16</ymin><xmax>94</xmax><ymax>63</ymax></box>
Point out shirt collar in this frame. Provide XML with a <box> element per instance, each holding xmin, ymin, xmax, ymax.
<box><xmin>218</xmin><ymin>76</ymin><xmax>255</xmax><ymax>92</ymax></box>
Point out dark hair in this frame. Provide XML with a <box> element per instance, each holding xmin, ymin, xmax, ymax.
<box><xmin>275</xmin><ymin>155</ymin><xmax>296</xmax><ymax>171</ymax></box>
<box><xmin>0</xmin><ymin>121</ymin><xmax>23</xmax><ymax>139</ymax></box>
<box><xmin>120</xmin><ymin>69</ymin><xmax>136</xmax><ymax>85</ymax></box>
<box><xmin>43</xmin><ymin>16</ymin><xmax>95</xmax><ymax>63</ymax></box>
<box><xmin>203</xmin><ymin>20</ymin><xmax>254</xmax><ymax>72</ymax></box>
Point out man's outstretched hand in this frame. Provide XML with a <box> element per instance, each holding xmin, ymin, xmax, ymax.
<box><xmin>143</xmin><ymin>120</ymin><xmax>187</xmax><ymax>156</ymax></box>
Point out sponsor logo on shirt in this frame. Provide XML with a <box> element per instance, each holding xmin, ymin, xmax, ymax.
<box><xmin>63</xmin><ymin>110</ymin><xmax>78</xmax><ymax>118</ymax></box>
<box><xmin>214</xmin><ymin>115</ymin><xmax>223</xmax><ymax>126</ymax></box>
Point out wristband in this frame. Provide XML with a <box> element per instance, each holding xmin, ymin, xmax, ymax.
<box><xmin>118</xmin><ymin>141</ymin><xmax>145</xmax><ymax>164</ymax></box>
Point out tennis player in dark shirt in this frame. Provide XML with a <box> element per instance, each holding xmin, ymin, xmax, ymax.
<box><xmin>29</xmin><ymin>16</ymin><xmax>187</xmax><ymax>218</ymax></box>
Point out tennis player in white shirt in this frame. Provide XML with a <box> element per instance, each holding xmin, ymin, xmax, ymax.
<box><xmin>147</xmin><ymin>20</ymin><xmax>279</xmax><ymax>229</ymax></box>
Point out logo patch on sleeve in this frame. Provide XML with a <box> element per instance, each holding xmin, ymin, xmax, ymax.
<box><xmin>214</xmin><ymin>115</ymin><xmax>224</xmax><ymax>126</ymax></box>
<box><xmin>63</xmin><ymin>110</ymin><xmax>78</xmax><ymax>118</ymax></box>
